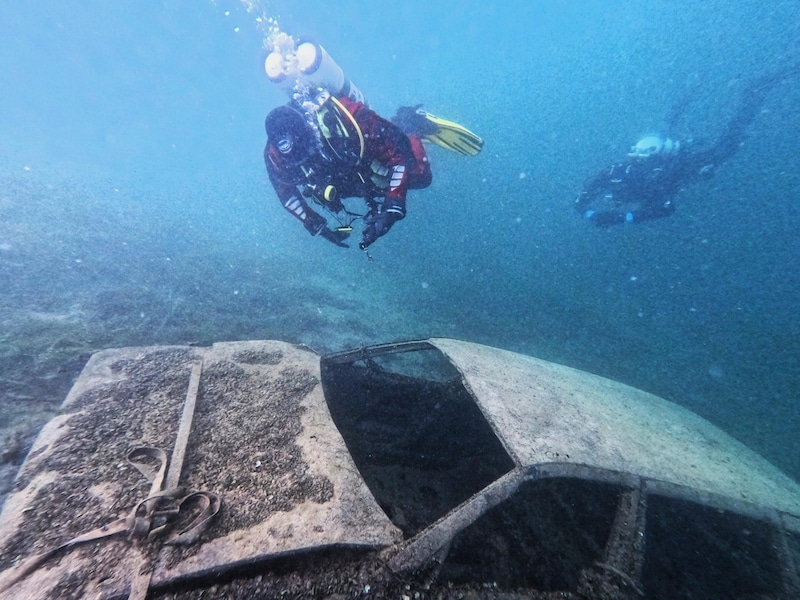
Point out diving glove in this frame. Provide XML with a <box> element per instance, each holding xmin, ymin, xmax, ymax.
<box><xmin>360</xmin><ymin>209</ymin><xmax>402</xmax><ymax>250</ymax></box>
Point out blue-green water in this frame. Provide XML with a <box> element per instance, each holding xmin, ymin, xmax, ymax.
<box><xmin>1</xmin><ymin>0</ymin><xmax>799</xmax><ymax>492</ymax></box>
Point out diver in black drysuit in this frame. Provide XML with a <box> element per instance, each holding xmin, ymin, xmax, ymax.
<box><xmin>575</xmin><ymin>66</ymin><xmax>796</xmax><ymax>226</ymax></box>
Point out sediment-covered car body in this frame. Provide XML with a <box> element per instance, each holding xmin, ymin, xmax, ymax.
<box><xmin>0</xmin><ymin>338</ymin><xmax>798</xmax><ymax>599</ymax></box>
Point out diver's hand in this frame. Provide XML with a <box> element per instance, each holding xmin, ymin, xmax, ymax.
<box><xmin>359</xmin><ymin>210</ymin><xmax>401</xmax><ymax>250</ymax></box>
<box><xmin>319</xmin><ymin>227</ymin><xmax>350</xmax><ymax>248</ymax></box>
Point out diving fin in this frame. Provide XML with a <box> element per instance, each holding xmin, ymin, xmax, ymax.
<box><xmin>420</xmin><ymin>112</ymin><xmax>484</xmax><ymax>156</ymax></box>
<box><xmin>392</xmin><ymin>106</ymin><xmax>484</xmax><ymax>156</ymax></box>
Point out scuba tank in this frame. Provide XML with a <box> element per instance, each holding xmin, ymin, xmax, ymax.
<box><xmin>264</xmin><ymin>36</ymin><xmax>366</xmax><ymax>105</ymax></box>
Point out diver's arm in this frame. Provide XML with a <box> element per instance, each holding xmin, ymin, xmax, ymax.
<box><xmin>575</xmin><ymin>164</ymin><xmax>618</xmax><ymax>217</ymax></box>
<box><xmin>264</xmin><ymin>148</ymin><xmax>328</xmax><ymax>236</ymax></box>
<box><xmin>278</xmin><ymin>188</ymin><xmax>328</xmax><ymax>235</ymax></box>
<box><xmin>343</xmin><ymin>98</ymin><xmax>413</xmax><ymax>248</ymax></box>
<box><xmin>589</xmin><ymin>197</ymin><xmax>675</xmax><ymax>227</ymax></box>
<box><xmin>271</xmin><ymin>181</ymin><xmax>348</xmax><ymax>246</ymax></box>
<box><xmin>689</xmin><ymin>68</ymin><xmax>795</xmax><ymax>172</ymax></box>
<box><xmin>344</xmin><ymin>97</ymin><xmax>411</xmax><ymax>216</ymax></box>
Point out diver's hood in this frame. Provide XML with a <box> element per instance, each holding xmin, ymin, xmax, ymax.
<box><xmin>265</xmin><ymin>104</ymin><xmax>317</xmax><ymax>167</ymax></box>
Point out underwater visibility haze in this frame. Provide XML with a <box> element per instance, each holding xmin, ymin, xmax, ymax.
<box><xmin>1</xmin><ymin>0</ymin><xmax>799</xmax><ymax>513</ymax></box>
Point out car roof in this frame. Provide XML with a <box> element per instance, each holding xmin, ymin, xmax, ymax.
<box><xmin>430</xmin><ymin>337</ymin><xmax>800</xmax><ymax>519</ymax></box>
<box><xmin>1</xmin><ymin>337</ymin><xmax>798</xmax><ymax>599</ymax></box>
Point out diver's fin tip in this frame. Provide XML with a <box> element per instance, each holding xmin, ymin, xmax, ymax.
<box><xmin>420</xmin><ymin>112</ymin><xmax>484</xmax><ymax>156</ymax></box>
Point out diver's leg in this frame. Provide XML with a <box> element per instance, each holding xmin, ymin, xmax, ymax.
<box><xmin>705</xmin><ymin>66</ymin><xmax>797</xmax><ymax>166</ymax></box>
<box><xmin>406</xmin><ymin>135</ymin><xmax>432</xmax><ymax>190</ymax></box>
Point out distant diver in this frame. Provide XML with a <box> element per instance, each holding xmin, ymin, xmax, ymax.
<box><xmin>262</xmin><ymin>37</ymin><xmax>483</xmax><ymax>250</ymax></box>
<box><xmin>574</xmin><ymin>65</ymin><xmax>797</xmax><ymax>227</ymax></box>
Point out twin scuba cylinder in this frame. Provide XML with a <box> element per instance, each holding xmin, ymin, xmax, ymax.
<box><xmin>264</xmin><ymin>36</ymin><xmax>366</xmax><ymax>106</ymax></box>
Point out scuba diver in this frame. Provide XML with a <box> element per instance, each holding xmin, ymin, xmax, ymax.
<box><xmin>574</xmin><ymin>65</ymin><xmax>797</xmax><ymax>227</ymax></box>
<box><xmin>263</xmin><ymin>37</ymin><xmax>483</xmax><ymax>250</ymax></box>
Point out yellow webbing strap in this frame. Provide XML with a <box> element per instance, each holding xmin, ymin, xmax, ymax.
<box><xmin>330</xmin><ymin>96</ymin><xmax>365</xmax><ymax>162</ymax></box>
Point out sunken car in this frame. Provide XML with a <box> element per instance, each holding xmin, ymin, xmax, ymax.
<box><xmin>0</xmin><ymin>338</ymin><xmax>798</xmax><ymax>599</ymax></box>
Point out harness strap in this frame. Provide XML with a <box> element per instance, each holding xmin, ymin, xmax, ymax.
<box><xmin>0</xmin><ymin>360</ymin><xmax>221</xmax><ymax>599</ymax></box>
<box><xmin>329</xmin><ymin>96</ymin><xmax>365</xmax><ymax>162</ymax></box>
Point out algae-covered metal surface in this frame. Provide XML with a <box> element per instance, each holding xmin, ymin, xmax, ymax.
<box><xmin>2</xmin><ymin>337</ymin><xmax>799</xmax><ymax>599</ymax></box>
<box><xmin>430</xmin><ymin>337</ymin><xmax>800</xmax><ymax>519</ymax></box>
<box><xmin>0</xmin><ymin>340</ymin><xmax>399</xmax><ymax>600</ymax></box>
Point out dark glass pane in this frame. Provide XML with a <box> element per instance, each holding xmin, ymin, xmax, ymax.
<box><xmin>440</xmin><ymin>477</ymin><xmax>621</xmax><ymax>591</ymax></box>
<box><xmin>643</xmin><ymin>495</ymin><xmax>783</xmax><ymax>599</ymax></box>
<box><xmin>321</xmin><ymin>347</ymin><xmax>515</xmax><ymax>537</ymax></box>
